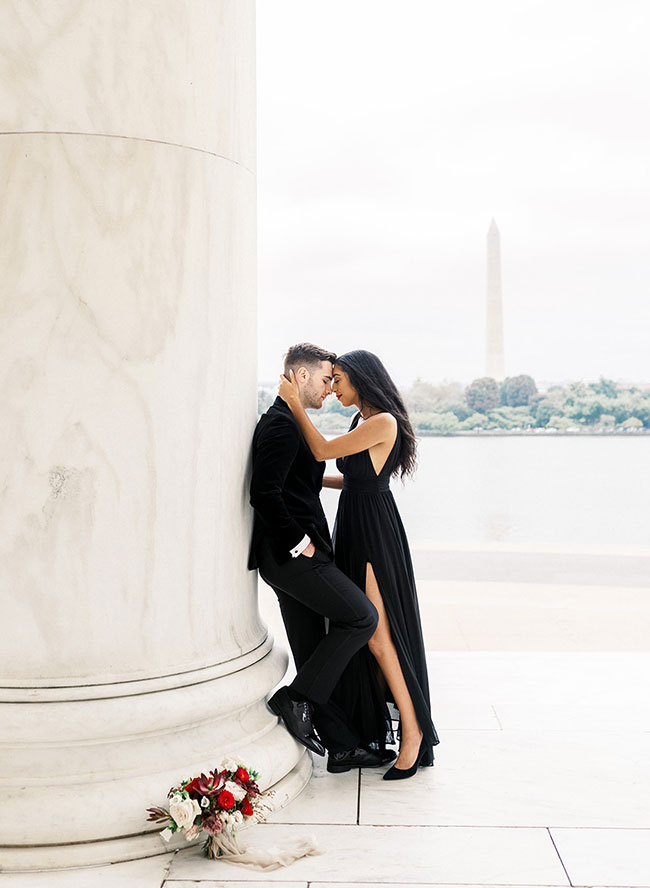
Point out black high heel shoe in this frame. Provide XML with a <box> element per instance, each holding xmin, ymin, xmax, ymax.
<box><xmin>383</xmin><ymin>740</ymin><xmax>428</xmax><ymax>781</ymax></box>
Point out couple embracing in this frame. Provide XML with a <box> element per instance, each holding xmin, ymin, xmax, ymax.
<box><xmin>249</xmin><ymin>343</ymin><xmax>439</xmax><ymax>780</ymax></box>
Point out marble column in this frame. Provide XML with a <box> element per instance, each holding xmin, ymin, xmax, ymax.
<box><xmin>0</xmin><ymin>0</ymin><xmax>309</xmax><ymax>871</ymax></box>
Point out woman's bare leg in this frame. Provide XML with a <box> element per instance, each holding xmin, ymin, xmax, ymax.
<box><xmin>365</xmin><ymin>563</ymin><xmax>423</xmax><ymax>769</ymax></box>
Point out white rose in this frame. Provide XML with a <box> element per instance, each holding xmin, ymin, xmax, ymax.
<box><xmin>224</xmin><ymin>780</ymin><xmax>247</xmax><ymax>802</ymax></box>
<box><xmin>169</xmin><ymin>796</ymin><xmax>201</xmax><ymax>830</ymax></box>
<box><xmin>219</xmin><ymin>757</ymin><xmax>240</xmax><ymax>772</ymax></box>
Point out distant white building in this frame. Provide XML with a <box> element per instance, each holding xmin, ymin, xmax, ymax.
<box><xmin>486</xmin><ymin>218</ymin><xmax>505</xmax><ymax>380</ymax></box>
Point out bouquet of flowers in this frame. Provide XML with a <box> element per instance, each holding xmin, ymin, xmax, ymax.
<box><xmin>146</xmin><ymin>759</ymin><xmax>273</xmax><ymax>860</ymax></box>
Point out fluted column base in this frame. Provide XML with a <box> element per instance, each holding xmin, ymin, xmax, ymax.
<box><xmin>0</xmin><ymin>640</ymin><xmax>310</xmax><ymax>871</ymax></box>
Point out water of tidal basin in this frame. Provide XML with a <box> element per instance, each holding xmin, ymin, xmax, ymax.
<box><xmin>320</xmin><ymin>436</ymin><xmax>650</xmax><ymax>549</ymax></box>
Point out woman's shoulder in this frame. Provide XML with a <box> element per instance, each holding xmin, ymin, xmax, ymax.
<box><xmin>365</xmin><ymin>412</ymin><xmax>398</xmax><ymax>431</ymax></box>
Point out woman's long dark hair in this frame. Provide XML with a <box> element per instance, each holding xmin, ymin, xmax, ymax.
<box><xmin>335</xmin><ymin>350</ymin><xmax>417</xmax><ymax>480</ymax></box>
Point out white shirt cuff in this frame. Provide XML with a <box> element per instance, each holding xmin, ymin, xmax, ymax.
<box><xmin>290</xmin><ymin>534</ymin><xmax>311</xmax><ymax>558</ymax></box>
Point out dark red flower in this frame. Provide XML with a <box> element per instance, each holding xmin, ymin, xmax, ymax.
<box><xmin>217</xmin><ymin>790</ymin><xmax>235</xmax><ymax>811</ymax></box>
<box><xmin>184</xmin><ymin>777</ymin><xmax>202</xmax><ymax>797</ymax></box>
<box><xmin>192</xmin><ymin>770</ymin><xmax>225</xmax><ymax>796</ymax></box>
<box><xmin>240</xmin><ymin>797</ymin><xmax>254</xmax><ymax>817</ymax></box>
<box><xmin>235</xmin><ymin>767</ymin><xmax>250</xmax><ymax>783</ymax></box>
<box><xmin>202</xmin><ymin>813</ymin><xmax>223</xmax><ymax>836</ymax></box>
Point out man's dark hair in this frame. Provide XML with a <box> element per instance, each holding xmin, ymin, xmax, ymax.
<box><xmin>283</xmin><ymin>342</ymin><xmax>336</xmax><ymax>376</ymax></box>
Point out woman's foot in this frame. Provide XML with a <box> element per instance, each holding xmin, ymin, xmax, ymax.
<box><xmin>383</xmin><ymin>736</ymin><xmax>427</xmax><ymax>781</ymax></box>
<box><xmin>392</xmin><ymin>731</ymin><xmax>423</xmax><ymax>771</ymax></box>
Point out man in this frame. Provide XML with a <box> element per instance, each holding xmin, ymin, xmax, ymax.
<box><xmin>249</xmin><ymin>343</ymin><xmax>393</xmax><ymax>773</ymax></box>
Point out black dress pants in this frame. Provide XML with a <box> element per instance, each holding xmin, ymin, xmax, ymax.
<box><xmin>257</xmin><ymin>542</ymin><xmax>378</xmax><ymax>749</ymax></box>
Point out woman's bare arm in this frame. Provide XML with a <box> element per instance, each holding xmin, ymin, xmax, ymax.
<box><xmin>278</xmin><ymin>373</ymin><xmax>397</xmax><ymax>461</ymax></box>
<box><xmin>322</xmin><ymin>474</ymin><xmax>343</xmax><ymax>490</ymax></box>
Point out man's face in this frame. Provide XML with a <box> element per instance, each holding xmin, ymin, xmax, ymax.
<box><xmin>300</xmin><ymin>360</ymin><xmax>333</xmax><ymax>409</ymax></box>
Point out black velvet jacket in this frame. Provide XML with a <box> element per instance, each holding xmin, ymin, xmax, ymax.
<box><xmin>248</xmin><ymin>398</ymin><xmax>333</xmax><ymax>569</ymax></box>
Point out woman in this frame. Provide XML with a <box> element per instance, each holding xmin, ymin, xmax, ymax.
<box><xmin>278</xmin><ymin>349</ymin><xmax>439</xmax><ymax>779</ymax></box>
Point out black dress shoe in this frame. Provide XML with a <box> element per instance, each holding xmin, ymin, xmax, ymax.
<box><xmin>268</xmin><ymin>686</ymin><xmax>326</xmax><ymax>756</ymax></box>
<box><xmin>378</xmin><ymin>747</ymin><xmax>397</xmax><ymax>765</ymax></box>
<box><xmin>327</xmin><ymin>745</ymin><xmax>388</xmax><ymax>773</ymax></box>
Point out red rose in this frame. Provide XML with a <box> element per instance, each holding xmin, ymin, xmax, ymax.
<box><xmin>235</xmin><ymin>767</ymin><xmax>250</xmax><ymax>783</ymax></box>
<box><xmin>217</xmin><ymin>790</ymin><xmax>235</xmax><ymax>811</ymax></box>
<box><xmin>184</xmin><ymin>777</ymin><xmax>201</xmax><ymax>797</ymax></box>
<box><xmin>240</xmin><ymin>797</ymin><xmax>254</xmax><ymax>817</ymax></box>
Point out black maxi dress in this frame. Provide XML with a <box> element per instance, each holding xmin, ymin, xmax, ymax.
<box><xmin>331</xmin><ymin>413</ymin><xmax>439</xmax><ymax>766</ymax></box>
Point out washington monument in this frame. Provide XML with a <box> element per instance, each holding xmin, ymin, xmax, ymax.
<box><xmin>486</xmin><ymin>218</ymin><xmax>505</xmax><ymax>380</ymax></box>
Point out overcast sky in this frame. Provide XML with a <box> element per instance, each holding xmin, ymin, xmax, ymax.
<box><xmin>256</xmin><ymin>0</ymin><xmax>650</xmax><ymax>387</ymax></box>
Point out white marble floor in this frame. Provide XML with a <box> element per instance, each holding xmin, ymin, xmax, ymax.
<box><xmin>5</xmin><ymin>651</ymin><xmax>650</xmax><ymax>888</ymax></box>
<box><xmin>4</xmin><ymin>548</ymin><xmax>650</xmax><ymax>888</ymax></box>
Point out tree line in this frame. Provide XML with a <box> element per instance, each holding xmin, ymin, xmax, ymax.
<box><xmin>258</xmin><ymin>375</ymin><xmax>650</xmax><ymax>435</ymax></box>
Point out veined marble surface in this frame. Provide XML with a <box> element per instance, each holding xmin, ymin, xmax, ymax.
<box><xmin>0</xmin><ymin>0</ymin><xmax>255</xmax><ymax>169</ymax></box>
<box><xmin>0</xmin><ymin>1</ymin><xmax>308</xmax><ymax>868</ymax></box>
<box><xmin>0</xmin><ymin>133</ymin><xmax>259</xmax><ymax>684</ymax></box>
